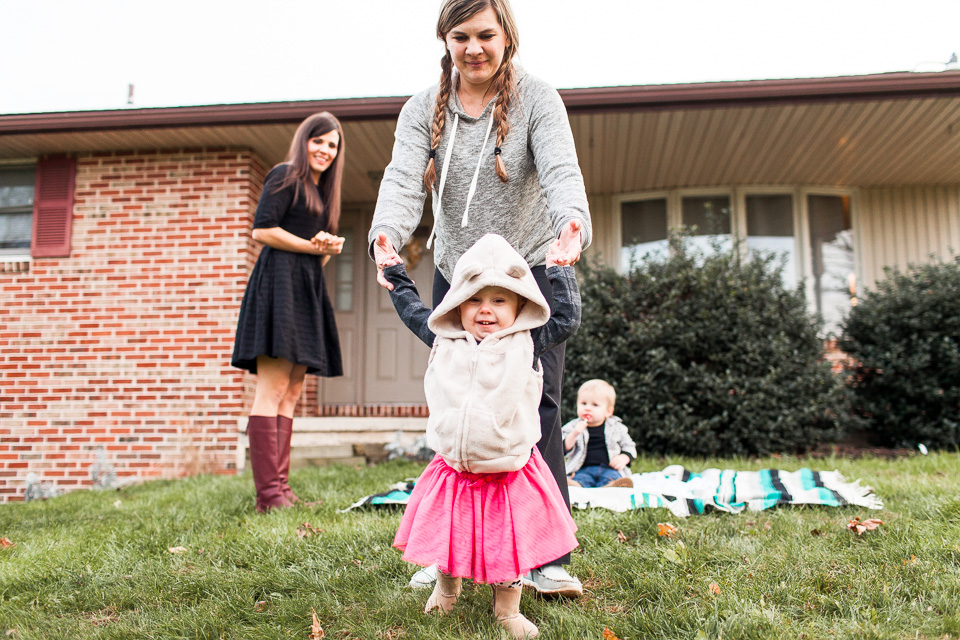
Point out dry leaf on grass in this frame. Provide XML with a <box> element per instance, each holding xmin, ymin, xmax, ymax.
<box><xmin>297</xmin><ymin>523</ymin><xmax>324</xmax><ymax>539</ymax></box>
<box><xmin>602</xmin><ymin>627</ymin><xmax>622</xmax><ymax>640</ymax></box>
<box><xmin>708</xmin><ymin>582</ymin><xmax>721</xmax><ymax>595</ymax></box>
<box><xmin>167</xmin><ymin>546</ymin><xmax>188</xmax><ymax>554</ymax></box>
<box><xmin>6</xmin><ymin>629</ymin><xmax>18</xmax><ymax>637</ymax></box>
<box><xmin>0</xmin><ymin>537</ymin><xmax>16</xmax><ymax>549</ymax></box>
<box><xmin>847</xmin><ymin>517</ymin><xmax>884</xmax><ymax>536</ymax></box>
<box><xmin>309</xmin><ymin>608</ymin><xmax>325</xmax><ymax>639</ymax></box>
<box><xmin>657</xmin><ymin>523</ymin><xmax>678</xmax><ymax>537</ymax></box>
<box><xmin>254</xmin><ymin>600</ymin><xmax>268</xmax><ymax>612</ymax></box>
<box><xmin>616</xmin><ymin>530</ymin><xmax>629</xmax><ymax>543</ymax></box>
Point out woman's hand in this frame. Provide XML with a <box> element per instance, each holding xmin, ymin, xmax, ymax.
<box><xmin>551</xmin><ymin>220</ymin><xmax>583</xmax><ymax>266</ymax></box>
<box><xmin>373</xmin><ymin>233</ymin><xmax>403</xmax><ymax>291</ymax></box>
<box><xmin>312</xmin><ymin>231</ymin><xmax>345</xmax><ymax>255</ymax></box>
<box><xmin>609</xmin><ymin>453</ymin><xmax>630</xmax><ymax>471</ymax></box>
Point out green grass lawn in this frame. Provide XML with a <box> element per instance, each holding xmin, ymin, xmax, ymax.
<box><xmin>2</xmin><ymin>453</ymin><xmax>959</xmax><ymax>640</ymax></box>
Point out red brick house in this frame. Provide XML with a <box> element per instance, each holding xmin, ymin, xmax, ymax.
<box><xmin>2</xmin><ymin>71</ymin><xmax>959</xmax><ymax>501</ymax></box>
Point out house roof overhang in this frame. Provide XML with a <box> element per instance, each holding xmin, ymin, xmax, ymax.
<box><xmin>3</xmin><ymin>70</ymin><xmax>960</xmax><ymax>199</ymax></box>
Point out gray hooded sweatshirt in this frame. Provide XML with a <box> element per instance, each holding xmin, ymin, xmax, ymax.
<box><xmin>384</xmin><ymin>234</ymin><xmax>581</xmax><ymax>473</ymax></box>
<box><xmin>369</xmin><ymin>67</ymin><xmax>592</xmax><ymax>281</ymax></box>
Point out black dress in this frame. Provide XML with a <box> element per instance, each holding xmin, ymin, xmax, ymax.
<box><xmin>231</xmin><ymin>165</ymin><xmax>343</xmax><ymax>377</ymax></box>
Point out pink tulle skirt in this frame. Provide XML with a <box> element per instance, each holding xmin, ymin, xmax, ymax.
<box><xmin>393</xmin><ymin>448</ymin><xmax>579</xmax><ymax>584</ymax></box>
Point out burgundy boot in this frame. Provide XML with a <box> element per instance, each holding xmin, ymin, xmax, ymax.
<box><xmin>247</xmin><ymin>415</ymin><xmax>292</xmax><ymax>512</ymax></box>
<box><xmin>276</xmin><ymin>415</ymin><xmax>299</xmax><ymax>503</ymax></box>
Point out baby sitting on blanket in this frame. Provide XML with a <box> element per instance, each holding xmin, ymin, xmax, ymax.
<box><xmin>562</xmin><ymin>379</ymin><xmax>638</xmax><ymax>488</ymax></box>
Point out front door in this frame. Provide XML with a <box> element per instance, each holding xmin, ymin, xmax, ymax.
<box><xmin>320</xmin><ymin>209</ymin><xmax>433</xmax><ymax>408</ymax></box>
<box><xmin>362</xmin><ymin>224</ymin><xmax>434</xmax><ymax>404</ymax></box>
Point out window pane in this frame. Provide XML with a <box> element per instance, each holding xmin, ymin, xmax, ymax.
<box><xmin>621</xmin><ymin>198</ymin><xmax>667</xmax><ymax>266</ymax></box>
<box><xmin>334</xmin><ymin>228</ymin><xmax>354</xmax><ymax>312</ymax></box>
<box><xmin>0</xmin><ymin>168</ymin><xmax>35</xmax><ymax>208</ymax></box>
<box><xmin>808</xmin><ymin>194</ymin><xmax>854</xmax><ymax>333</ymax></box>
<box><xmin>0</xmin><ymin>212</ymin><xmax>32</xmax><ymax>249</ymax></box>
<box><xmin>746</xmin><ymin>194</ymin><xmax>796</xmax><ymax>284</ymax></box>
<box><xmin>682</xmin><ymin>195</ymin><xmax>731</xmax><ymax>254</ymax></box>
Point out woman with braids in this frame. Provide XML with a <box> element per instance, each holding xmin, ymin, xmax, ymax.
<box><xmin>233</xmin><ymin>112</ymin><xmax>345</xmax><ymax>512</ymax></box>
<box><xmin>368</xmin><ymin>0</ymin><xmax>592</xmax><ymax>601</ymax></box>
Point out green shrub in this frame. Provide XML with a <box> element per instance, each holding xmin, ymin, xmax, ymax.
<box><xmin>838</xmin><ymin>257</ymin><xmax>960</xmax><ymax>448</ymax></box>
<box><xmin>563</xmin><ymin>235</ymin><xmax>853</xmax><ymax>457</ymax></box>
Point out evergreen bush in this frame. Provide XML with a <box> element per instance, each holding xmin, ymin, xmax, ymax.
<box><xmin>563</xmin><ymin>235</ymin><xmax>853</xmax><ymax>457</ymax></box>
<box><xmin>838</xmin><ymin>257</ymin><xmax>960</xmax><ymax>448</ymax></box>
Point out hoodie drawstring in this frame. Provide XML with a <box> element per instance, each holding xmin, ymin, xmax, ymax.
<box><xmin>426</xmin><ymin>110</ymin><xmax>495</xmax><ymax>250</ymax></box>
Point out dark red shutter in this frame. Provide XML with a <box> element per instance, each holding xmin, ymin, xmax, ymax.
<box><xmin>31</xmin><ymin>156</ymin><xmax>76</xmax><ymax>258</ymax></box>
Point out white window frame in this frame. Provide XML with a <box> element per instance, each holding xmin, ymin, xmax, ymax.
<box><xmin>614</xmin><ymin>185</ymin><xmax>860</xmax><ymax>322</ymax></box>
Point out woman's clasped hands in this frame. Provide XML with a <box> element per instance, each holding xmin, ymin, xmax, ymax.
<box><xmin>312</xmin><ymin>230</ymin><xmax>345</xmax><ymax>255</ymax></box>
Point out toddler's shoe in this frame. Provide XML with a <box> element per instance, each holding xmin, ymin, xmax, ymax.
<box><xmin>409</xmin><ymin>563</ymin><xmax>438</xmax><ymax>589</ymax></box>
<box><xmin>605</xmin><ymin>477</ymin><xmax>634</xmax><ymax>488</ymax></box>
<box><xmin>520</xmin><ymin>565</ymin><xmax>583</xmax><ymax>598</ymax></box>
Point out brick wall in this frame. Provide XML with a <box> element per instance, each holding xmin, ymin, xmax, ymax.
<box><xmin>0</xmin><ymin>149</ymin><xmax>268</xmax><ymax>502</ymax></box>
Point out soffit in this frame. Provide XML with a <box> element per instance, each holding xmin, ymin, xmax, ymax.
<box><xmin>2</xmin><ymin>74</ymin><xmax>960</xmax><ymax>200</ymax></box>
<box><xmin>572</xmin><ymin>95</ymin><xmax>960</xmax><ymax>193</ymax></box>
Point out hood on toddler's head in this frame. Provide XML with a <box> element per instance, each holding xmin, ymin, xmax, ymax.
<box><xmin>428</xmin><ymin>234</ymin><xmax>550</xmax><ymax>338</ymax></box>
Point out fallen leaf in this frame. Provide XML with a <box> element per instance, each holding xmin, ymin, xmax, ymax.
<box><xmin>847</xmin><ymin>517</ymin><xmax>884</xmax><ymax>536</ymax></box>
<box><xmin>254</xmin><ymin>600</ymin><xmax>268</xmax><ymax>612</ymax></box>
<box><xmin>297</xmin><ymin>523</ymin><xmax>324</xmax><ymax>539</ymax></box>
<box><xmin>0</xmin><ymin>537</ymin><xmax>15</xmax><ymax>549</ymax></box>
<box><xmin>904</xmin><ymin>554</ymin><xmax>917</xmax><ymax>565</ymax></box>
<box><xmin>657</xmin><ymin>523</ymin><xmax>678</xmax><ymax>537</ymax></box>
<box><xmin>810</xmin><ymin>528</ymin><xmax>823</xmax><ymax>536</ymax></box>
<box><xmin>6</xmin><ymin>629</ymin><xmax>18</xmax><ymax>637</ymax></box>
<box><xmin>309</xmin><ymin>608</ymin><xmax>325</xmax><ymax>639</ymax></box>
<box><xmin>168</xmin><ymin>546</ymin><xmax>188</xmax><ymax>554</ymax></box>
<box><xmin>763</xmin><ymin>522</ymin><xmax>771</xmax><ymax>530</ymax></box>
<box><xmin>709</xmin><ymin>582</ymin><xmax>721</xmax><ymax>595</ymax></box>
<box><xmin>616</xmin><ymin>530</ymin><xmax>628</xmax><ymax>543</ymax></box>
<box><xmin>602</xmin><ymin>627</ymin><xmax>622</xmax><ymax>640</ymax></box>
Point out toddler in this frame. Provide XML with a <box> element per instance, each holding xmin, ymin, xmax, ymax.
<box><xmin>562</xmin><ymin>379</ymin><xmax>637</xmax><ymax>488</ymax></box>
<box><xmin>378</xmin><ymin>233</ymin><xmax>580</xmax><ymax>639</ymax></box>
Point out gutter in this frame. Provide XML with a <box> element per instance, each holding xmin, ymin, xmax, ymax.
<box><xmin>3</xmin><ymin>71</ymin><xmax>960</xmax><ymax>135</ymax></box>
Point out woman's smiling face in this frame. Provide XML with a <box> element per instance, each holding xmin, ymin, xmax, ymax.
<box><xmin>444</xmin><ymin>6</ymin><xmax>509</xmax><ymax>95</ymax></box>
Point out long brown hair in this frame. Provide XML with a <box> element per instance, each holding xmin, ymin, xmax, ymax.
<box><xmin>275</xmin><ymin>111</ymin><xmax>344</xmax><ymax>233</ymax></box>
<box><xmin>423</xmin><ymin>0</ymin><xmax>520</xmax><ymax>191</ymax></box>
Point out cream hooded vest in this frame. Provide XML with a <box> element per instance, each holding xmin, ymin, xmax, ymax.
<box><xmin>424</xmin><ymin>234</ymin><xmax>551</xmax><ymax>474</ymax></box>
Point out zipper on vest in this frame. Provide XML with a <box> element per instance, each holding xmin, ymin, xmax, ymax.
<box><xmin>458</xmin><ymin>348</ymin><xmax>481</xmax><ymax>470</ymax></box>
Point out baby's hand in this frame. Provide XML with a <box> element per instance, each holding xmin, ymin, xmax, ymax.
<box><xmin>609</xmin><ymin>453</ymin><xmax>630</xmax><ymax>471</ymax></box>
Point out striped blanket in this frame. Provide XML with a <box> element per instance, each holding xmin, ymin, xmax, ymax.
<box><xmin>340</xmin><ymin>464</ymin><xmax>883</xmax><ymax>517</ymax></box>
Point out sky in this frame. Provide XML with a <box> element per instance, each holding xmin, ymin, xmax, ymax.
<box><xmin>3</xmin><ymin>0</ymin><xmax>960</xmax><ymax>115</ymax></box>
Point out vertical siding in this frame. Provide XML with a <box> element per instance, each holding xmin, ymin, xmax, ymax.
<box><xmin>585</xmin><ymin>193</ymin><xmax>617</xmax><ymax>268</ymax></box>
<box><xmin>858</xmin><ymin>186</ymin><xmax>960</xmax><ymax>288</ymax></box>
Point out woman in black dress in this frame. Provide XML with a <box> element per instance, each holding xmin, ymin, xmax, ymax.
<box><xmin>232</xmin><ymin>112</ymin><xmax>345</xmax><ymax>512</ymax></box>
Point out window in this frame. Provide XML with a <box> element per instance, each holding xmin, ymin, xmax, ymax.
<box><xmin>808</xmin><ymin>194</ymin><xmax>854</xmax><ymax>333</ymax></box>
<box><xmin>334</xmin><ymin>228</ymin><xmax>354</xmax><ymax>312</ymax></box>
<box><xmin>682</xmin><ymin>195</ymin><xmax>732</xmax><ymax>255</ymax></box>
<box><xmin>618</xmin><ymin>188</ymin><xmax>857</xmax><ymax>334</ymax></box>
<box><xmin>621</xmin><ymin>197</ymin><xmax>668</xmax><ymax>266</ymax></box>
<box><xmin>746</xmin><ymin>194</ymin><xmax>796</xmax><ymax>284</ymax></box>
<box><xmin>0</xmin><ymin>166</ymin><xmax>36</xmax><ymax>258</ymax></box>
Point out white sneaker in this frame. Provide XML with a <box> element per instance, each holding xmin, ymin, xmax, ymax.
<box><xmin>409</xmin><ymin>563</ymin><xmax>438</xmax><ymax>589</ymax></box>
<box><xmin>520</xmin><ymin>565</ymin><xmax>583</xmax><ymax>598</ymax></box>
